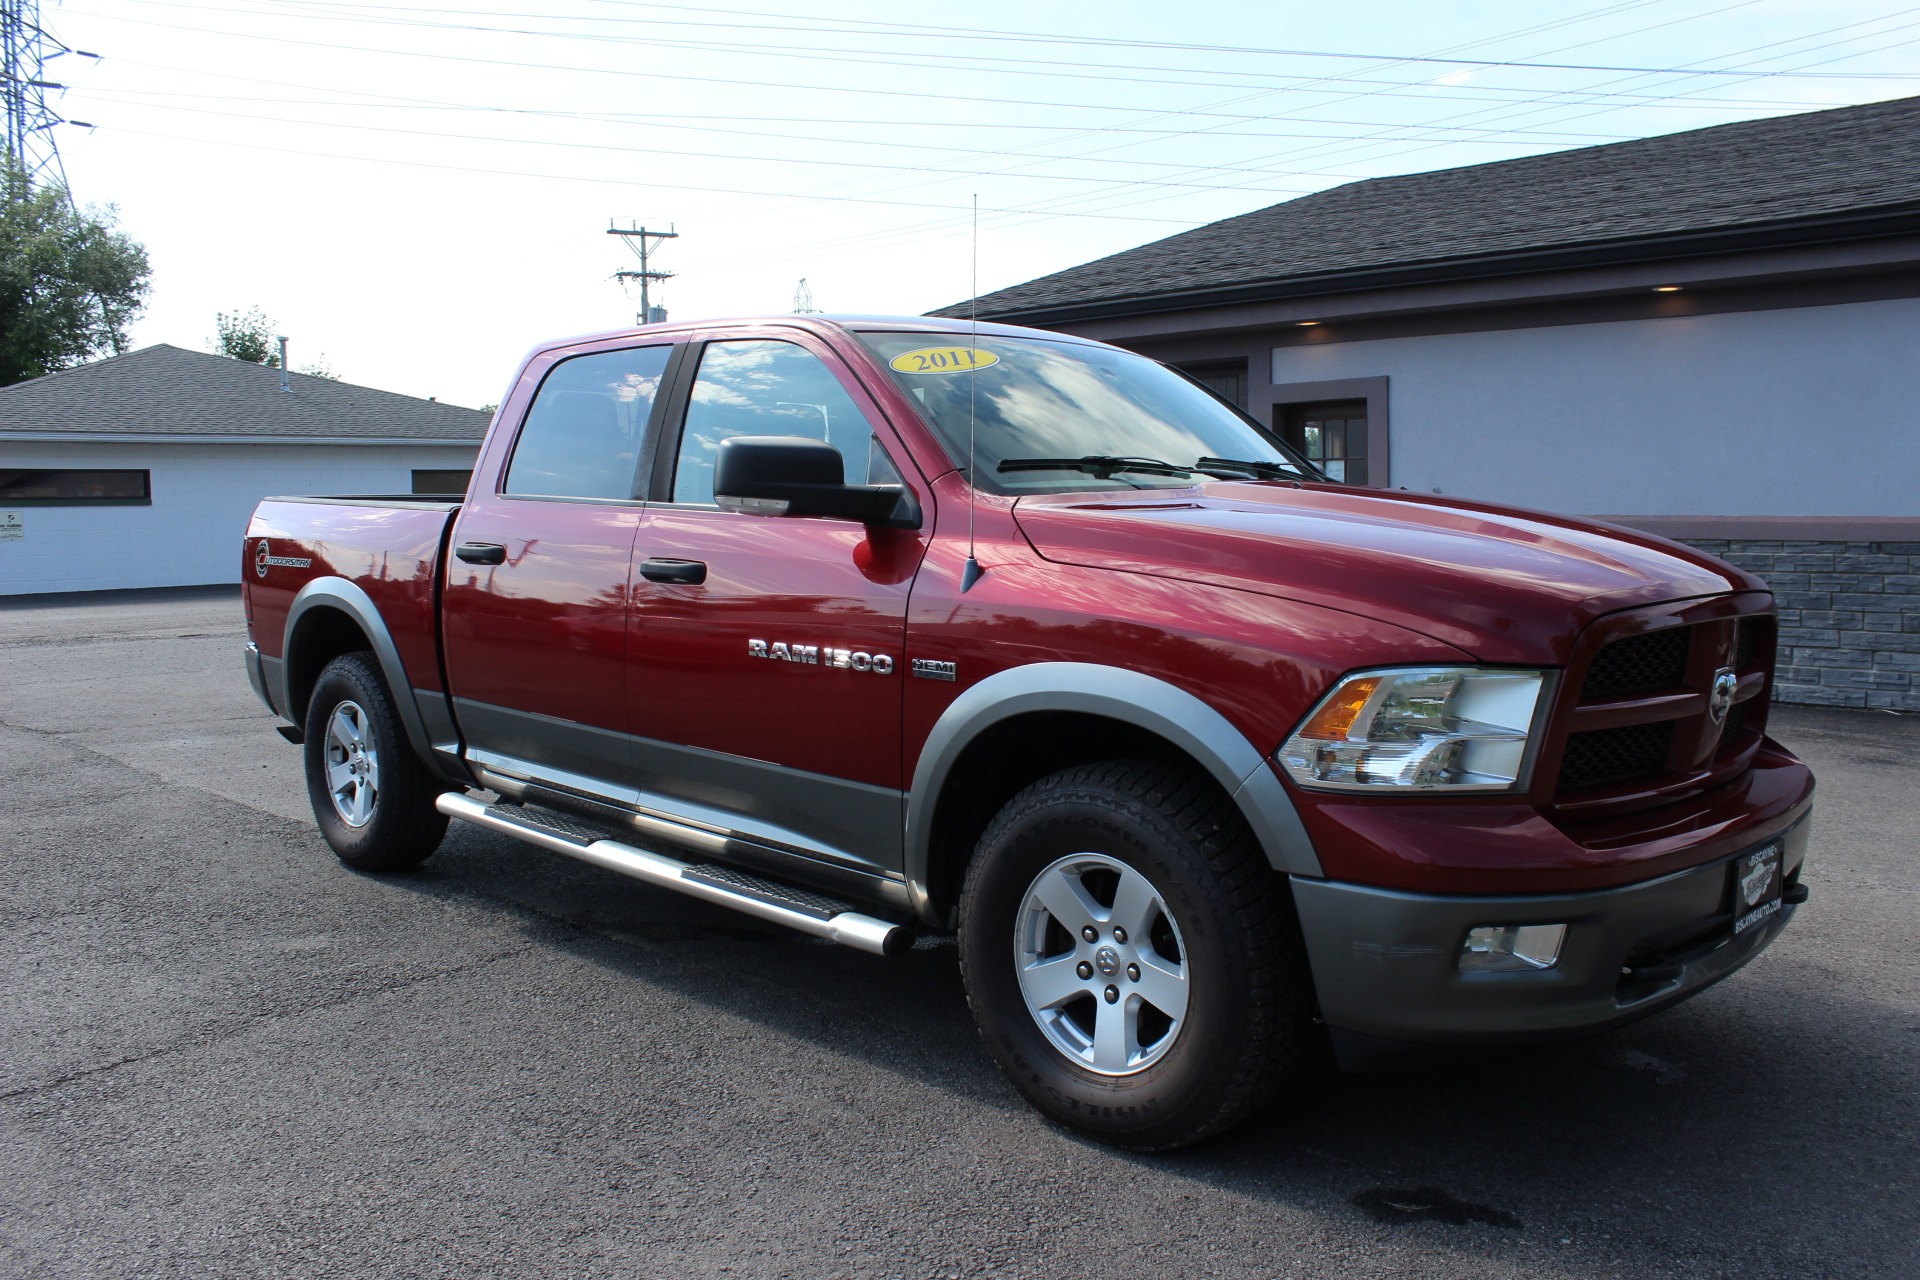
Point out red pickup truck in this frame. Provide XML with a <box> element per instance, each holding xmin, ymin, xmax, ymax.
<box><xmin>242</xmin><ymin>314</ymin><xmax>1812</xmax><ymax>1149</ymax></box>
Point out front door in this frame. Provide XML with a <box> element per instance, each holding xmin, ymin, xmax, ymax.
<box><xmin>626</xmin><ymin>333</ymin><xmax>928</xmax><ymax>874</ymax></box>
<box><xmin>443</xmin><ymin>341</ymin><xmax>675</xmax><ymax>792</ymax></box>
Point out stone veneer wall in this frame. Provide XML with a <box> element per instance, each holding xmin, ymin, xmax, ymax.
<box><xmin>1683</xmin><ymin>539</ymin><xmax>1920</xmax><ymax>710</ymax></box>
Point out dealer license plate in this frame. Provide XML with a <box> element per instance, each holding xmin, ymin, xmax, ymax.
<box><xmin>1731</xmin><ymin>843</ymin><xmax>1784</xmax><ymax>936</ymax></box>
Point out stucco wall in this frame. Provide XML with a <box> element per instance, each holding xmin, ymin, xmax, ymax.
<box><xmin>1270</xmin><ymin>295</ymin><xmax>1920</xmax><ymax>518</ymax></box>
<box><xmin>0</xmin><ymin>441</ymin><xmax>479</xmax><ymax>595</ymax></box>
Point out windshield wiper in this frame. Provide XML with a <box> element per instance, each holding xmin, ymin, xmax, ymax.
<box><xmin>1196</xmin><ymin>455</ymin><xmax>1306</xmax><ymax>481</ymax></box>
<box><xmin>997</xmin><ymin>454</ymin><xmax>1197</xmax><ymax>480</ymax></box>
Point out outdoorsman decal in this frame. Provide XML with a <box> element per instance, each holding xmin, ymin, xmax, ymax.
<box><xmin>254</xmin><ymin>539</ymin><xmax>313</xmax><ymax>577</ymax></box>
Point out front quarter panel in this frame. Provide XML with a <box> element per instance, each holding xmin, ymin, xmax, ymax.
<box><xmin>900</xmin><ymin>486</ymin><xmax>1474</xmax><ymax>920</ymax></box>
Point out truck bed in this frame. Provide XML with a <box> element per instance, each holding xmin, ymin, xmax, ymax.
<box><xmin>244</xmin><ymin>495</ymin><xmax>460</xmax><ymax>714</ymax></box>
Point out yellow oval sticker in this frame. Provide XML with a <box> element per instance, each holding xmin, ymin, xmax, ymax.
<box><xmin>889</xmin><ymin>346</ymin><xmax>999</xmax><ymax>375</ymax></box>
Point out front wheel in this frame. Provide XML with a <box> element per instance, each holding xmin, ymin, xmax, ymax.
<box><xmin>958</xmin><ymin>760</ymin><xmax>1310</xmax><ymax>1150</ymax></box>
<box><xmin>303</xmin><ymin>651</ymin><xmax>448</xmax><ymax>872</ymax></box>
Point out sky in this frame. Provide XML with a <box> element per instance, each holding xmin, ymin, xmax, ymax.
<box><xmin>31</xmin><ymin>0</ymin><xmax>1920</xmax><ymax>408</ymax></box>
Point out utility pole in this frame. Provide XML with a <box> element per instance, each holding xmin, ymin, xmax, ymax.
<box><xmin>793</xmin><ymin>278</ymin><xmax>819</xmax><ymax>314</ymax></box>
<box><xmin>608</xmin><ymin>221</ymin><xmax>677</xmax><ymax>325</ymax></box>
<box><xmin>1</xmin><ymin>0</ymin><xmax>97</xmax><ymax>197</ymax></box>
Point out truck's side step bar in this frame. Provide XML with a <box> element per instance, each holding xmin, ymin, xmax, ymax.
<box><xmin>434</xmin><ymin>791</ymin><xmax>911</xmax><ymax>956</ymax></box>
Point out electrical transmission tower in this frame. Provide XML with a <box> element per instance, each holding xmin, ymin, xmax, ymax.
<box><xmin>608</xmin><ymin>220</ymin><xmax>676</xmax><ymax>325</ymax></box>
<box><xmin>1</xmin><ymin>0</ymin><xmax>95</xmax><ymax>196</ymax></box>
<box><xmin>792</xmin><ymin>278</ymin><xmax>820</xmax><ymax>314</ymax></box>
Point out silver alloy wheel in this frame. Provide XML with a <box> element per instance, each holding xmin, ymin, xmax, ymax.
<box><xmin>1014</xmin><ymin>852</ymin><xmax>1189</xmax><ymax>1076</ymax></box>
<box><xmin>323</xmin><ymin>700</ymin><xmax>380</xmax><ymax>828</ymax></box>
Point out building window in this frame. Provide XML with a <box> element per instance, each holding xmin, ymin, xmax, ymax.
<box><xmin>1179</xmin><ymin>361</ymin><xmax>1248</xmax><ymax>409</ymax></box>
<box><xmin>411</xmin><ymin>469</ymin><xmax>473</xmax><ymax>496</ymax></box>
<box><xmin>0</xmin><ymin>468</ymin><xmax>151</xmax><ymax>504</ymax></box>
<box><xmin>1280</xmin><ymin>401</ymin><xmax>1368</xmax><ymax>485</ymax></box>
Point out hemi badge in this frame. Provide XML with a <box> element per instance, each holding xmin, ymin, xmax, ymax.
<box><xmin>911</xmin><ymin>658</ymin><xmax>957</xmax><ymax>682</ymax></box>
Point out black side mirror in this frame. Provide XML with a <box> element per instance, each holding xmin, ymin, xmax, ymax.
<box><xmin>712</xmin><ymin>436</ymin><xmax>918</xmax><ymax>528</ymax></box>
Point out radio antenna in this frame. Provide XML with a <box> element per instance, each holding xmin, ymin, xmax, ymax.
<box><xmin>961</xmin><ymin>192</ymin><xmax>985</xmax><ymax>593</ymax></box>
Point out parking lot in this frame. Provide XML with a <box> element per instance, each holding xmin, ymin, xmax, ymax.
<box><xmin>1</xmin><ymin>586</ymin><xmax>1915</xmax><ymax>1279</ymax></box>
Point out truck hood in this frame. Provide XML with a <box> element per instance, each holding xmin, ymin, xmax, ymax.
<box><xmin>1012</xmin><ymin>483</ymin><xmax>1761</xmax><ymax>665</ymax></box>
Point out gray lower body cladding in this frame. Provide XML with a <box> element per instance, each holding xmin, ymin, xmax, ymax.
<box><xmin>1294</xmin><ymin>811</ymin><xmax>1811</xmax><ymax>1066</ymax></box>
<box><xmin>245</xmin><ymin>644</ymin><xmax>278</xmax><ymax>717</ymax></box>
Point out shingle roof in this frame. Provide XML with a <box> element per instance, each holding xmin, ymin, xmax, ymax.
<box><xmin>943</xmin><ymin>93</ymin><xmax>1920</xmax><ymax>321</ymax></box>
<box><xmin>0</xmin><ymin>344</ymin><xmax>491</xmax><ymax>441</ymax></box>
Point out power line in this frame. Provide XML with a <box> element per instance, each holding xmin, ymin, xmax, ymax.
<box><xmin>209</xmin><ymin>0</ymin><xmax>1920</xmax><ymax>80</ymax></box>
<box><xmin>665</xmin><ymin>0</ymin><xmax>1779</xmax><ymax>267</ymax></box>
<box><xmin>63</xmin><ymin>0</ymin><xmax>1920</xmax><ymax>290</ymax></box>
<box><xmin>78</xmin><ymin>86</ymin><xmax>1655</xmax><ymax>149</ymax></box>
<box><xmin>68</xmin><ymin>94</ymin><xmax>1322</xmax><ymax>195</ymax></box>
<box><xmin>96</xmin><ymin>122</ymin><xmax>1210</xmax><ymax>225</ymax></box>
<box><xmin>675</xmin><ymin>2</ymin><xmax>1920</xmax><ymax>277</ymax></box>
<box><xmin>902</xmin><ymin>4</ymin><xmax>1920</xmax><ymax>244</ymax></box>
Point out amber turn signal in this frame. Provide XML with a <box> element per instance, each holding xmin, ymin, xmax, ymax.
<box><xmin>1297</xmin><ymin>676</ymin><xmax>1381</xmax><ymax>739</ymax></box>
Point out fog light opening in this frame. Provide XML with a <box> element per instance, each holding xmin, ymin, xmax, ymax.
<box><xmin>1460</xmin><ymin>923</ymin><xmax>1567</xmax><ymax>974</ymax></box>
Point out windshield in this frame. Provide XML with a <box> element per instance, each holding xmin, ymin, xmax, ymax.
<box><xmin>856</xmin><ymin>331</ymin><xmax>1320</xmax><ymax>493</ymax></box>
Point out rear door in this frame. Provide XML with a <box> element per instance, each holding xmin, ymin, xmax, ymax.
<box><xmin>442</xmin><ymin>340</ymin><xmax>678</xmax><ymax>792</ymax></box>
<box><xmin>625</xmin><ymin>331</ymin><xmax>930</xmax><ymax>875</ymax></box>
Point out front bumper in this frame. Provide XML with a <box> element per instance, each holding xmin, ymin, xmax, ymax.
<box><xmin>1294</xmin><ymin>811</ymin><xmax>1809</xmax><ymax>1067</ymax></box>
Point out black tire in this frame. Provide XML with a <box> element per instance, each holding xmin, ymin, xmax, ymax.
<box><xmin>303</xmin><ymin>651</ymin><xmax>449</xmax><ymax>872</ymax></box>
<box><xmin>958</xmin><ymin>759</ymin><xmax>1310</xmax><ymax>1150</ymax></box>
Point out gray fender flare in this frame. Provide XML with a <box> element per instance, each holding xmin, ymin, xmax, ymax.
<box><xmin>282</xmin><ymin>577</ymin><xmax>437</xmax><ymax>770</ymax></box>
<box><xmin>903</xmin><ymin>661</ymin><xmax>1322</xmax><ymax>924</ymax></box>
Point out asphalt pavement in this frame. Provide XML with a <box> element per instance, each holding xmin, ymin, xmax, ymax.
<box><xmin>1</xmin><ymin>586</ymin><xmax>1914</xmax><ymax>1279</ymax></box>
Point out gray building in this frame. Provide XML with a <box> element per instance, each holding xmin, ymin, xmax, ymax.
<box><xmin>943</xmin><ymin>94</ymin><xmax>1920</xmax><ymax>709</ymax></box>
<box><xmin>0</xmin><ymin>345</ymin><xmax>490</xmax><ymax>595</ymax></box>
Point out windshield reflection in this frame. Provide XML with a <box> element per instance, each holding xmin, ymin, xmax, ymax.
<box><xmin>858</xmin><ymin>332</ymin><xmax>1314</xmax><ymax>493</ymax></box>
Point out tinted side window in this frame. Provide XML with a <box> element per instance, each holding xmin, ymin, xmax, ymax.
<box><xmin>505</xmin><ymin>345</ymin><xmax>672</xmax><ymax>499</ymax></box>
<box><xmin>671</xmin><ymin>339</ymin><xmax>880</xmax><ymax>505</ymax></box>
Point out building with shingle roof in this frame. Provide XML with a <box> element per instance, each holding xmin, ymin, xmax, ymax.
<box><xmin>942</xmin><ymin>94</ymin><xmax>1920</xmax><ymax>327</ymax></box>
<box><xmin>940</xmin><ymin>94</ymin><xmax>1920</xmax><ymax>710</ymax></box>
<box><xmin>1</xmin><ymin>345</ymin><xmax>489</xmax><ymax>595</ymax></box>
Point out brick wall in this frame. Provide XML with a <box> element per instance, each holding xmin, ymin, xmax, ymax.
<box><xmin>1684</xmin><ymin>539</ymin><xmax>1920</xmax><ymax>710</ymax></box>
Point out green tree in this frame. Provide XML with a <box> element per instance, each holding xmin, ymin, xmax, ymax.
<box><xmin>213</xmin><ymin>305</ymin><xmax>279</xmax><ymax>366</ymax></box>
<box><xmin>0</xmin><ymin>164</ymin><xmax>152</xmax><ymax>386</ymax></box>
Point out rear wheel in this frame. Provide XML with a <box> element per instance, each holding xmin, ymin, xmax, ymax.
<box><xmin>958</xmin><ymin>759</ymin><xmax>1310</xmax><ymax>1150</ymax></box>
<box><xmin>303</xmin><ymin>651</ymin><xmax>448</xmax><ymax>871</ymax></box>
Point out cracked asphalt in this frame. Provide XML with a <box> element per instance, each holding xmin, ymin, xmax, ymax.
<box><xmin>1</xmin><ymin>586</ymin><xmax>1915</xmax><ymax>1279</ymax></box>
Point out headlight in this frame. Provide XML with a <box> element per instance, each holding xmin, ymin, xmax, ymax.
<box><xmin>1277</xmin><ymin>667</ymin><xmax>1547</xmax><ymax>792</ymax></box>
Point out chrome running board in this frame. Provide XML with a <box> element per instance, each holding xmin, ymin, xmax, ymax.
<box><xmin>435</xmin><ymin>791</ymin><xmax>910</xmax><ymax>956</ymax></box>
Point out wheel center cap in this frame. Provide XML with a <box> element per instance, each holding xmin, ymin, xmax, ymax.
<box><xmin>1093</xmin><ymin>945</ymin><xmax>1121</xmax><ymax>976</ymax></box>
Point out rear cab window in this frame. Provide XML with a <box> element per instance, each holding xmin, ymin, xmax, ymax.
<box><xmin>505</xmin><ymin>345</ymin><xmax>674</xmax><ymax>500</ymax></box>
